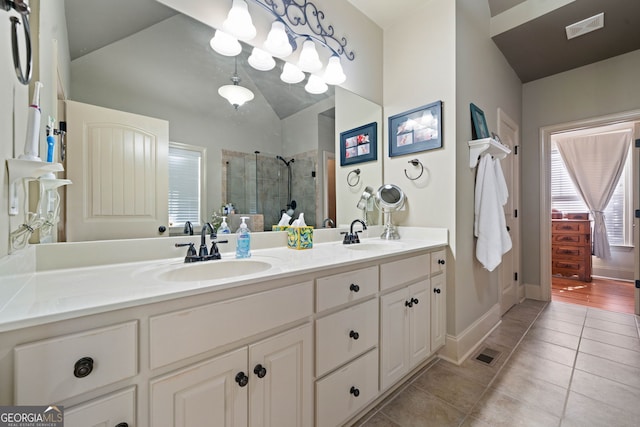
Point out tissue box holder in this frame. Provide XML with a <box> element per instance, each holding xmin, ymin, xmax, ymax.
<box><xmin>272</xmin><ymin>225</ymin><xmax>290</xmax><ymax>232</ymax></box>
<box><xmin>287</xmin><ymin>226</ymin><xmax>313</xmax><ymax>249</ymax></box>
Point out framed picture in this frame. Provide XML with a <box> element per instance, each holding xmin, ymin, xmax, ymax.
<box><xmin>388</xmin><ymin>100</ymin><xmax>442</xmax><ymax>157</ymax></box>
<box><xmin>340</xmin><ymin>122</ymin><xmax>378</xmax><ymax>166</ymax></box>
<box><xmin>470</xmin><ymin>103</ymin><xmax>490</xmax><ymax>140</ymax></box>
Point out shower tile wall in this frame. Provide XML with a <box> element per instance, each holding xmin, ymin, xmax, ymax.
<box><xmin>289</xmin><ymin>151</ymin><xmax>317</xmax><ymax>227</ymax></box>
<box><xmin>257</xmin><ymin>155</ymin><xmax>282</xmax><ymax>229</ymax></box>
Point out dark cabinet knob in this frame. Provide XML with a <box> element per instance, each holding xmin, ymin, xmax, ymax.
<box><xmin>349</xmin><ymin>330</ymin><xmax>359</xmax><ymax>340</ymax></box>
<box><xmin>434</xmin><ymin>288</ymin><xmax>441</xmax><ymax>294</ymax></box>
<box><xmin>253</xmin><ymin>364</ymin><xmax>267</xmax><ymax>378</ymax></box>
<box><xmin>235</xmin><ymin>372</ymin><xmax>249</xmax><ymax>387</ymax></box>
<box><xmin>115</xmin><ymin>423</ymin><xmax>129</xmax><ymax>427</ymax></box>
<box><xmin>438</xmin><ymin>259</ymin><xmax>445</xmax><ymax>265</ymax></box>
<box><xmin>411</xmin><ymin>297</ymin><xmax>419</xmax><ymax>305</ymax></box>
<box><xmin>350</xmin><ymin>386</ymin><xmax>360</xmax><ymax>397</ymax></box>
<box><xmin>405</xmin><ymin>300</ymin><xmax>413</xmax><ymax>308</ymax></box>
<box><xmin>73</xmin><ymin>357</ymin><xmax>94</xmax><ymax>378</ymax></box>
<box><xmin>349</xmin><ymin>283</ymin><xmax>360</xmax><ymax>292</ymax></box>
<box><xmin>158</xmin><ymin>225</ymin><xmax>167</xmax><ymax>233</ymax></box>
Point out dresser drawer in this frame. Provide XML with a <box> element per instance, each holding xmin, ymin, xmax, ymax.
<box><xmin>316</xmin><ymin>348</ymin><xmax>378</xmax><ymax>427</ymax></box>
<box><xmin>316</xmin><ymin>266</ymin><xmax>378</xmax><ymax>312</ymax></box>
<box><xmin>552</xmin><ymin>245</ymin><xmax>590</xmax><ymax>259</ymax></box>
<box><xmin>316</xmin><ymin>298</ymin><xmax>378</xmax><ymax>377</ymax></box>
<box><xmin>14</xmin><ymin>321</ymin><xmax>138</xmax><ymax>404</ymax></box>
<box><xmin>380</xmin><ymin>253</ymin><xmax>430</xmax><ymax>291</ymax></box>
<box><xmin>552</xmin><ymin>221</ymin><xmax>589</xmax><ymax>234</ymax></box>
<box><xmin>551</xmin><ymin>233</ymin><xmax>590</xmax><ymax>245</ymax></box>
<box><xmin>65</xmin><ymin>386</ymin><xmax>136</xmax><ymax>427</ymax></box>
<box><xmin>552</xmin><ymin>259</ymin><xmax>585</xmax><ymax>273</ymax></box>
<box><xmin>150</xmin><ymin>281</ymin><xmax>313</xmax><ymax>369</ymax></box>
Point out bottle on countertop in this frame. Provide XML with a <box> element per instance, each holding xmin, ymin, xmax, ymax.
<box><xmin>235</xmin><ymin>216</ymin><xmax>251</xmax><ymax>259</ymax></box>
<box><xmin>217</xmin><ymin>217</ymin><xmax>231</xmax><ymax>234</ymax></box>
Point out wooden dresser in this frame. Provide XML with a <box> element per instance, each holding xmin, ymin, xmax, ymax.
<box><xmin>551</xmin><ymin>219</ymin><xmax>592</xmax><ymax>282</ymax></box>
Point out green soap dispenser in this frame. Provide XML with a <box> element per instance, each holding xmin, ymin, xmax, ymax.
<box><xmin>235</xmin><ymin>217</ymin><xmax>251</xmax><ymax>258</ymax></box>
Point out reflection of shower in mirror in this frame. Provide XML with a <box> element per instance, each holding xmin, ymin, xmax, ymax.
<box><xmin>276</xmin><ymin>155</ymin><xmax>296</xmax><ymax>216</ymax></box>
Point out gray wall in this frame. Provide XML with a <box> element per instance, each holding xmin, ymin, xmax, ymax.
<box><xmin>521</xmin><ymin>49</ymin><xmax>640</xmax><ymax>288</ymax></box>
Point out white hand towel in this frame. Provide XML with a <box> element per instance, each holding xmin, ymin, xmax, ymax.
<box><xmin>474</xmin><ymin>154</ymin><xmax>512</xmax><ymax>271</ymax></box>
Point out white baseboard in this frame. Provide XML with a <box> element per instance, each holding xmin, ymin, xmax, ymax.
<box><xmin>524</xmin><ymin>283</ymin><xmax>543</xmax><ymax>300</ymax></box>
<box><xmin>438</xmin><ymin>303</ymin><xmax>501</xmax><ymax>365</ymax></box>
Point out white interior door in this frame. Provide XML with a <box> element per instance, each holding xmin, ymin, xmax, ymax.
<box><xmin>497</xmin><ymin>109</ymin><xmax>520</xmax><ymax>315</ymax></box>
<box><xmin>634</xmin><ymin>122</ymin><xmax>639</xmax><ymax>315</ymax></box>
<box><xmin>65</xmin><ymin>100</ymin><xmax>169</xmax><ymax>241</ymax></box>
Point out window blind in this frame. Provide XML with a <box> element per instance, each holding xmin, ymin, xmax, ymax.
<box><xmin>168</xmin><ymin>146</ymin><xmax>202</xmax><ymax>226</ymax></box>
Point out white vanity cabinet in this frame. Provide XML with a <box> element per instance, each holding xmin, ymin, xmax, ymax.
<box><xmin>64</xmin><ymin>387</ymin><xmax>136</xmax><ymax>427</ymax></box>
<box><xmin>315</xmin><ymin>266</ymin><xmax>380</xmax><ymax>426</ymax></box>
<box><xmin>379</xmin><ymin>251</ymin><xmax>447</xmax><ymax>391</ymax></box>
<box><xmin>150</xmin><ymin>323</ymin><xmax>312</xmax><ymax>427</ymax></box>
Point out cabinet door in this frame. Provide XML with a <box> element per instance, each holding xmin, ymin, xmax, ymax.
<box><xmin>431</xmin><ymin>273</ymin><xmax>446</xmax><ymax>350</ymax></box>
<box><xmin>380</xmin><ymin>287</ymin><xmax>409</xmax><ymax>391</ymax></box>
<box><xmin>249</xmin><ymin>324</ymin><xmax>313</xmax><ymax>427</ymax></box>
<box><xmin>408</xmin><ymin>280</ymin><xmax>430</xmax><ymax>368</ymax></box>
<box><xmin>150</xmin><ymin>348</ymin><xmax>248</xmax><ymax>427</ymax></box>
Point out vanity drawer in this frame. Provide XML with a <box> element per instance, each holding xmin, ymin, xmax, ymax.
<box><xmin>316</xmin><ymin>298</ymin><xmax>378</xmax><ymax>377</ymax></box>
<box><xmin>430</xmin><ymin>249</ymin><xmax>447</xmax><ymax>275</ymax></box>
<box><xmin>316</xmin><ymin>266</ymin><xmax>378</xmax><ymax>312</ymax></box>
<box><xmin>380</xmin><ymin>253</ymin><xmax>430</xmax><ymax>291</ymax></box>
<box><xmin>14</xmin><ymin>321</ymin><xmax>138</xmax><ymax>404</ymax></box>
<box><xmin>316</xmin><ymin>348</ymin><xmax>378</xmax><ymax>427</ymax></box>
<box><xmin>150</xmin><ymin>281</ymin><xmax>313</xmax><ymax>369</ymax></box>
<box><xmin>65</xmin><ymin>386</ymin><xmax>136</xmax><ymax>427</ymax></box>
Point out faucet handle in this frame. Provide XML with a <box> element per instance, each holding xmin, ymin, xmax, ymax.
<box><xmin>209</xmin><ymin>239</ymin><xmax>228</xmax><ymax>259</ymax></box>
<box><xmin>353</xmin><ymin>231</ymin><xmax>361</xmax><ymax>243</ymax></box>
<box><xmin>341</xmin><ymin>231</ymin><xmax>353</xmax><ymax>245</ymax></box>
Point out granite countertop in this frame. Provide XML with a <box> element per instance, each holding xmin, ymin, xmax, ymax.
<box><xmin>0</xmin><ymin>229</ymin><xmax>447</xmax><ymax>333</ymax></box>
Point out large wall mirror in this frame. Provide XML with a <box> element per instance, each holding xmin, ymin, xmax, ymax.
<box><xmin>37</xmin><ymin>0</ymin><xmax>382</xmax><ymax>241</ymax></box>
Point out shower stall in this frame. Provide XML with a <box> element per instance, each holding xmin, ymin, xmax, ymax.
<box><xmin>222</xmin><ymin>149</ymin><xmax>317</xmax><ymax>230</ymax></box>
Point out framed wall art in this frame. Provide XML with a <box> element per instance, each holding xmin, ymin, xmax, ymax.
<box><xmin>388</xmin><ymin>100</ymin><xmax>442</xmax><ymax>157</ymax></box>
<box><xmin>470</xmin><ymin>103</ymin><xmax>490</xmax><ymax>140</ymax></box>
<box><xmin>340</xmin><ymin>121</ymin><xmax>378</xmax><ymax>166</ymax></box>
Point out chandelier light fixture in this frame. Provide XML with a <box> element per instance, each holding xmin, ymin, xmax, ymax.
<box><xmin>210</xmin><ymin>0</ymin><xmax>355</xmax><ymax>96</ymax></box>
<box><xmin>218</xmin><ymin>57</ymin><xmax>255</xmax><ymax>109</ymax></box>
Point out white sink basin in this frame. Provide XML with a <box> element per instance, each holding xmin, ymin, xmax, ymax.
<box><xmin>157</xmin><ymin>260</ymin><xmax>272</xmax><ymax>282</ymax></box>
<box><xmin>343</xmin><ymin>240</ymin><xmax>404</xmax><ymax>251</ymax></box>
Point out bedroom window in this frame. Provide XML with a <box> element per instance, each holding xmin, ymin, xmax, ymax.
<box><xmin>551</xmin><ymin>143</ymin><xmax>632</xmax><ymax>247</ymax></box>
<box><xmin>168</xmin><ymin>143</ymin><xmax>206</xmax><ymax>227</ymax></box>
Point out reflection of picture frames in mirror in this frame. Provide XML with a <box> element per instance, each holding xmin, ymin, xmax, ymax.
<box><xmin>388</xmin><ymin>100</ymin><xmax>442</xmax><ymax>157</ymax></box>
<box><xmin>470</xmin><ymin>103</ymin><xmax>490</xmax><ymax>140</ymax></box>
<box><xmin>340</xmin><ymin>121</ymin><xmax>378</xmax><ymax>166</ymax></box>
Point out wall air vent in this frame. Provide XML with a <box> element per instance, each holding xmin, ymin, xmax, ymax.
<box><xmin>566</xmin><ymin>12</ymin><xmax>604</xmax><ymax>40</ymax></box>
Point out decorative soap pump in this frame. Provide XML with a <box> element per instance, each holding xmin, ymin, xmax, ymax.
<box><xmin>235</xmin><ymin>216</ymin><xmax>251</xmax><ymax>258</ymax></box>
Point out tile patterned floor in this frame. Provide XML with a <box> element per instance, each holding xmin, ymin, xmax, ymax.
<box><xmin>354</xmin><ymin>299</ymin><xmax>640</xmax><ymax>427</ymax></box>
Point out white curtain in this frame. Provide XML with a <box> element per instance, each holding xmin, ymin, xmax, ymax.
<box><xmin>555</xmin><ymin>131</ymin><xmax>631</xmax><ymax>259</ymax></box>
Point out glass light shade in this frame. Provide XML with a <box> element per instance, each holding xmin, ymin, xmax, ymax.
<box><xmin>304</xmin><ymin>74</ymin><xmax>328</xmax><ymax>94</ymax></box>
<box><xmin>323</xmin><ymin>55</ymin><xmax>346</xmax><ymax>85</ymax></box>
<box><xmin>297</xmin><ymin>39</ymin><xmax>322</xmax><ymax>73</ymax></box>
<box><xmin>222</xmin><ymin>0</ymin><xmax>256</xmax><ymax>41</ymax></box>
<box><xmin>263</xmin><ymin>21</ymin><xmax>292</xmax><ymax>58</ymax></box>
<box><xmin>218</xmin><ymin>84</ymin><xmax>255</xmax><ymax>108</ymax></box>
<box><xmin>210</xmin><ymin>30</ymin><xmax>241</xmax><ymax>56</ymax></box>
<box><xmin>280</xmin><ymin>62</ymin><xmax>305</xmax><ymax>84</ymax></box>
<box><xmin>248</xmin><ymin>47</ymin><xmax>276</xmax><ymax>71</ymax></box>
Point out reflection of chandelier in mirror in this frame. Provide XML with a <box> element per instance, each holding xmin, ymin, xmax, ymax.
<box><xmin>211</xmin><ymin>0</ymin><xmax>354</xmax><ymax>103</ymax></box>
<box><xmin>218</xmin><ymin>57</ymin><xmax>255</xmax><ymax>109</ymax></box>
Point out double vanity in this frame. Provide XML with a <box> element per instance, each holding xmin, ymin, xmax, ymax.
<box><xmin>0</xmin><ymin>227</ymin><xmax>447</xmax><ymax>426</ymax></box>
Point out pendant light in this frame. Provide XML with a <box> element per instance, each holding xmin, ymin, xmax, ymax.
<box><xmin>210</xmin><ymin>30</ymin><xmax>242</xmax><ymax>56</ymax></box>
<box><xmin>304</xmin><ymin>74</ymin><xmax>328</xmax><ymax>94</ymax></box>
<box><xmin>218</xmin><ymin>58</ymin><xmax>254</xmax><ymax>109</ymax></box>
<box><xmin>222</xmin><ymin>0</ymin><xmax>256</xmax><ymax>41</ymax></box>
<box><xmin>297</xmin><ymin>39</ymin><xmax>322</xmax><ymax>73</ymax></box>
<box><xmin>323</xmin><ymin>55</ymin><xmax>346</xmax><ymax>85</ymax></box>
<box><xmin>263</xmin><ymin>21</ymin><xmax>293</xmax><ymax>58</ymax></box>
<box><xmin>248</xmin><ymin>47</ymin><xmax>276</xmax><ymax>71</ymax></box>
<box><xmin>280</xmin><ymin>62</ymin><xmax>305</xmax><ymax>84</ymax></box>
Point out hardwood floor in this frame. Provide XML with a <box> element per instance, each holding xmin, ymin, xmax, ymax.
<box><xmin>552</xmin><ymin>275</ymin><xmax>636</xmax><ymax>314</ymax></box>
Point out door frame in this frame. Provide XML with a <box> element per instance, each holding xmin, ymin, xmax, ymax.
<box><xmin>539</xmin><ymin>109</ymin><xmax>640</xmax><ymax>314</ymax></box>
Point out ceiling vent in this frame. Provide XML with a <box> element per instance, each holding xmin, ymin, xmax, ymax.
<box><xmin>566</xmin><ymin>12</ymin><xmax>605</xmax><ymax>40</ymax></box>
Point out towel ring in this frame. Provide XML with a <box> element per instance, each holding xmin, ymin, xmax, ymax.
<box><xmin>404</xmin><ymin>159</ymin><xmax>424</xmax><ymax>181</ymax></box>
<box><xmin>3</xmin><ymin>0</ymin><xmax>32</xmax><ymax>85</ymax></box>
<box><xmin>347</xmin><ymin>168</ymin><xmax>361</xmax><ymax>187</ymax></box>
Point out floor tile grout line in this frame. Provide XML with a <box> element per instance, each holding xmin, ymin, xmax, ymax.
<box><xmin>557</xmin><ymin>310</ymin><xmax>587</xmax><ymax>426</ymax></box>
<box><xmin>459</xmin><ymin>302</ymin><xmax>551</xmax><ymax>426</ymax></box>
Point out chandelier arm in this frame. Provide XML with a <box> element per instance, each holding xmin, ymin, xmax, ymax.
<box><xmin>250</xmin><ymin>0</ymin><xmax>355</xmax><ymax>61</ymax></box>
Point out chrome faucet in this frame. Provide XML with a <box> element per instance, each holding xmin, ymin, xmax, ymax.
<box><xmin>322</xmin><ymin>218</ymin><xmax>335</xmax><ymax>228</ymax></box>
<box><xmin>343</xmin><ymin>219</ymin><xmax>367</xmax><ymax>244</ymax></box>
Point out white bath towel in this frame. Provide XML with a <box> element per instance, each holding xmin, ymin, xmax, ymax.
<box><xmin>474</xmin><ymin>154</ymin><xmax>512</xmax><ymax>271</ymax></box>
